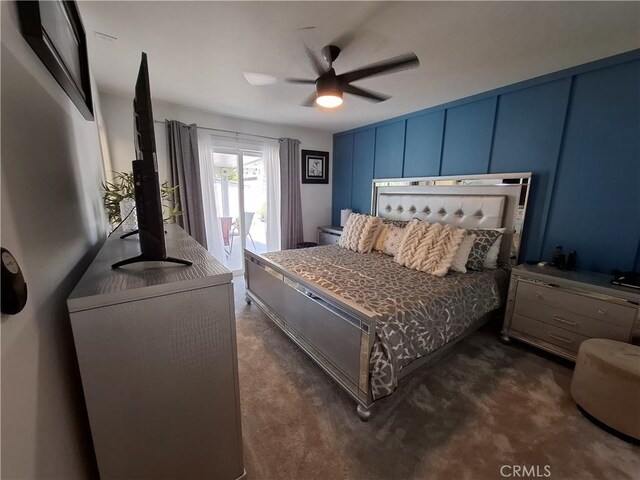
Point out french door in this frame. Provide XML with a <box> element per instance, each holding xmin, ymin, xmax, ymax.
<box><xmin>207</xmin><ymin>144</ymin><xmax>268</xmax><ymax>274</ymax></box>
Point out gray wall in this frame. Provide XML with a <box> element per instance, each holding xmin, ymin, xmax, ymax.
<box><xmin>99</xmin><ymin>92</ymin><xmax>334</xmax><ymax>242</ymax></box>
<box><xmin>1</xmin><ymin>2</ymin><xmax>108</xmax><ymax>478</ymax></box>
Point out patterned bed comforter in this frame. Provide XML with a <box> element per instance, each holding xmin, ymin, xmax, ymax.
<box><xmin>262</xmin><ymin>245</ymin><xmax>509</xmax><ymax>400</ymax></box>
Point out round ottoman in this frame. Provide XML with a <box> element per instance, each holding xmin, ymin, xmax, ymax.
<box><xmin>571</xmin><ymin>338</ymin><xmax>640</xmax><ymax>442</ymax></box>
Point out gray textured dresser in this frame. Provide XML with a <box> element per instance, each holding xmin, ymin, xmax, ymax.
<box><xmin>68</xmin><ymin>224</ymin><xmax>245</xmax><ymax>480</ymax></box>
<box><xmin>502</xmin><ymin>264</ymin><xmax>640</xmax><ymax>361</ymax></box>
<box><xmin>318</xmin><ymin>225</ymin><xmax>343</xmax><ymax>245</ymax></box>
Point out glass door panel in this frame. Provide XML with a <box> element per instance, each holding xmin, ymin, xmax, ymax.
<box><xmin>204</xmin><ymin>139</ymin><xmax>269</xmax><ymax>275</ymax></box>
<box><xmin>212</xmin><ymin>152</ymin><xmax>243</xmax><ymax>273</ymax></box>
<box><xmin>241</xmin><ymin>153</ymin><xmax>267</xmax><ymax>255</ymax></box>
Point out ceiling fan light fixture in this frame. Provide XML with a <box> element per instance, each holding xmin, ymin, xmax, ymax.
<box><xmin>316</xmin><ymin>91</ymin><xmax>343</xmax><ymax>108</ymax></box>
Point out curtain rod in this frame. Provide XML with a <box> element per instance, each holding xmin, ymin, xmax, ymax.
<box><xmin>154</xmin><ymin>119</ymin><xmax>280</xmax><ymax>141</ymax></box>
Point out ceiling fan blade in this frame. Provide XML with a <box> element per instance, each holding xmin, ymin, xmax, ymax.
<box><xmin>301</xmin><ymin>92</ymin><xmax>317</xmax><ymax>107</ymax></box>
<box><xmin>343</xmin><ymin>84</ymin><xmax>390</xmax><ymax>103</ymax></box>
<box><xmin>331</xmin><ymin>3</ymin><xmax>392</xmax><ymax>50</ymax></box>
<box><xmin>337</xmin><ymin>52</ymin><xmax>419</xmax><ymax>84</ymax></box>
<box><xmin>331</xmin><ymin>31</ymin><xmax>356</xmax><ymax>52</ymax></box>
<box><xmin>305</xmin><ymin>45</ymin><xmax>327</xmax><ymax>76</ymax></box>
<box><xmin>285</xmin><ymin>78</ymin><xmax>316</xmax><ymax>84</ymax></box>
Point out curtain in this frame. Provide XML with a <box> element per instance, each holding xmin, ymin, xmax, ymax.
<box><xmin>279</xmin><ymin>138</ymin><xmax>303</xmax><ymax>249</ymax></box>
<box><xmin>263</xmin><ymin>140</ymin><xmax>281</xmax><ymax>251</ymax></box>
<box><xmin>166</xmin><ymin>120</ymin><xmax>207</xmax><ymax>247</ymax></box>
<box><xmin>196</xmin><ymin>129</ymin><xmax>226</xmax><ymax>262</ymax></box>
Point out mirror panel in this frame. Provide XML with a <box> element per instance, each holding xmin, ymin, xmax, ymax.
<box><xmin>371</xmin><ymin>173</ymin><xmax>532</xmax><ymax>264</ymax></box>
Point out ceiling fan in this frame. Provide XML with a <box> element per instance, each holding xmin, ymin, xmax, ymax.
<box><xmin>286</xmin><ymin>45</ymin><xmax>419</xmax><ymax>108</ymax></box>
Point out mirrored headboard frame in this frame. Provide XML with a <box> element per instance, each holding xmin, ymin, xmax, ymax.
<box><xmin>371</xmin><ymin>172</ymin><xmax>532</xmax><ymax>265</ymax></box>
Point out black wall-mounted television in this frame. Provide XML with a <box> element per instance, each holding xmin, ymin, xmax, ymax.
<box><xmin>111</xmin><ymin>53</ymin><xmax>191</xmax><ymax>269</ymax></box>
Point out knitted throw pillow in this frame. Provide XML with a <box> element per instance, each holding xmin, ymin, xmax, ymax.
<box><xmin>395</xmin><ymin>219</ymin><xmax>466</xmax><ymax>277</ymax></box>
<box><xmin>338</xmin><ymin>214</ymin><xmax>382</xmax><ymax>253</ymax></box>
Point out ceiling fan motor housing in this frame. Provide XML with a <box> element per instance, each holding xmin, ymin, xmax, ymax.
<box><xmin>316</xmin><ymin>70</ymin><xmax>342</xmax><ymax>97</ymax></box>
<box><xmin>321</xmin><ymin>45</ymin><xmax>341</xmax><ymax>64</ymax></box>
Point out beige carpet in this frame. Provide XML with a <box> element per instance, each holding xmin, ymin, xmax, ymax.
<box><xmin>232</xmin><ymin>280</ymin><xmax>639</xmax><ymax>480</ymax></box>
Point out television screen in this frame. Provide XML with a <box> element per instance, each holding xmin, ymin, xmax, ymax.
<box><xmin>111</xmin><ymin>53</ymin><xmax>191</xmax><ymax>269</ymax></box>
<box><xmin>131</xmin><ymin>52</ymin><xmax>166</xmax><ymax>260</ymax></box>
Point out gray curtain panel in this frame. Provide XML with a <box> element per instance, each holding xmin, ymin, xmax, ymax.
<box><xmin>279</xmin><ymin>138</ymin><xmax>303</xmax><ymax>249</ymax></box>
<box><xmin>166</xmin><ymin>120</ymin><xmax>207</xmax><ymax>248</ymax></box>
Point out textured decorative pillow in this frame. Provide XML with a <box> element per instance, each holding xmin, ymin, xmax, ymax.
<box><xmin>450</xmin><ymin>234</ymin><xmax>477</xmax><ymax>274</ymax></box>
<box><xmin>395</xmin><ymin>219</ymin><xmax>466</xmax><ymax>277</ymax></box>
<box><xmin>338</xmin><ymin>214</ymin><xmax>382</xmax><ymax>253</ymax></box>
<box><xmin>383</xmin><ymin>219</ymin><xmax>409</xmax><ymax>228</ymax></box>
<box><xmin>483</xmin><ymin>228</ymin><xmax>506</xmax><ymax>269</ymax></box>
<box><xmin>381</xmin><ymin>225</ymin><xmax>406</xmax><ymax>256</ymax></box>
<box><xmin>412</xmin><ymin>211</ymin><xmax>430</xmax><ymax>223</ymax></box>
<box><xmin>465</xmin><ymin>229</ymin><xmax>504</xmax><ymax>271</ymax></box>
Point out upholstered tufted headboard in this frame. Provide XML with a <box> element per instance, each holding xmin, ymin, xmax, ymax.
<box><xmin>373</xmin><ymin>175</ymin><xmax>531</xmax><ymax>265</ymax></box>
<box><xmin>377</xmin><ymin>193</ymin><xmax>505</xmax><ymax>229</ymax></box>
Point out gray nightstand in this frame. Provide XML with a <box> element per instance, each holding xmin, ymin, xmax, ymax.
<box><xmin>502</xmin><ymin>264</ymin><xmax>640</xmax><ymax>361</ymax></box>
<box><xmin>318</xmin><ymin>226</ymin><xmax>343</xmax><ymax>246</ymax></box>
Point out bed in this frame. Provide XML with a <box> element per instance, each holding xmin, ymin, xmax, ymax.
<box><xmin>244</xmin><ymin>172</ymin><xmax>531</xmax><ymax>420</ymax></box>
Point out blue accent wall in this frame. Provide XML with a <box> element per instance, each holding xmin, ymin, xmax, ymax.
<box><xmin>403</xmin><ymin>111</ymin><xmax>444</xmax><ymax>177</ymax></box>
<box><xmin>351</xmin><ymin>128</ymin><xmax>376</xmax><ymax>215</ymax></box>
<box><xmin>441</xmin><ymin>98</ymin><xmax>497</xmax><ymax>175</ymax></box>
<box><xmin>373</xmin><ymin>120</ymin><xmax>405</xmax><ymax>178</ymax></box>
<box><xmin>489</xmin><ymin>78</ymin><xmax>572</xmax><ymax>263</ymax></box>
<box><xmin>541</xmin><ymin>61</ymin><xmax>640</xmax><ymax>273</ymax></box>
<box><xmin>332</xmin><ymin>50</ymin><xmax>640</xmax><ymax>273</ymax></box>
<box><xmin>331</xmin><ymin>133</ymin><xmax>353</xmax><ymax>225</ymax></box>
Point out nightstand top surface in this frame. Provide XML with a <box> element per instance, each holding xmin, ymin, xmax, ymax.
<box><xmin>514</xmin><ymin>264</ymin><xmax>639</xmax><ymax>301</ymax></box>
<box><xmin>318</xmin><ymin>226</ymin><xmax>343</xmax><ymax>234</ymax></box>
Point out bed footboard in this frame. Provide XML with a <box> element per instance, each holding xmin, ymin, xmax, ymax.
<box><xmin>244</xmin><ymin>250</ymin><xmax>376</xmax><ymax>413</ymax></box>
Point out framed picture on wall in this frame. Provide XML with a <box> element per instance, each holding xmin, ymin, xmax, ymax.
<box><xmin>17</xmin><ymin>1</ymin><xmax>94</xmax><ymax>120</ymax></box>
<box><xmin>301</xmin><ymin>150</ymin><xmax>329</xmax><ymax>184</ymax></box>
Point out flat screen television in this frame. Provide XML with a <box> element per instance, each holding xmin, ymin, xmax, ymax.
<box><xmin>111</xmin><ymin>53</ymin><xmax>191</xmax><ymax>269</ymax></box>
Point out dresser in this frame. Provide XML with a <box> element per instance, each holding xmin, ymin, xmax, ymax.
<box><xmin>67</xmin><ymin>224</ymin><xmax>245</xmax><ymax>480</ymax></box>
<box><xmin>502</xmin><ymin>264</ymin><xmax>640</xmax><ymax>361</ymax></box>
<box><xmin>318</xmin><ymin>225</ymin><xmax>343</xmax><ymax>245</ymax></box>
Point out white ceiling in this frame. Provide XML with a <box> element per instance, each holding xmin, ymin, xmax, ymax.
<box><xmin>79</xmin><ymin>1</ymin><xmax>640</xmax><ymax>133</ymax></box>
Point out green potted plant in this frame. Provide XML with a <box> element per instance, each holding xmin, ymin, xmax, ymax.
<box><xmin>102</xmin><ymin>171</ymin><xmax>182</xmax><ymax>231</ymax></box>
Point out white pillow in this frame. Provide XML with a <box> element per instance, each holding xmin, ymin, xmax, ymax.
<box><xmin>450</xmin><ymin>234</ymin><xmax>476</xmax><ymax>273</ymax></box>
<box><xmin>482</xmin><ymin>228</ymin><xmax>506</xmax><ymax>269</ymax></box>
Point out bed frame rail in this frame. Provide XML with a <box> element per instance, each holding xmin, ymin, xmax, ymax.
<box><xmin>244</xmin><ymin>250</ymin><xmax>377</xmax><ymax>416</ymax></box>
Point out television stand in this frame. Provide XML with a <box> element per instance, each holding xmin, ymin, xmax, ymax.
<box><xmin>111</xmin><ymin>254</ymin><xmax>192</xmax><ymax>269</ymax></box>
<box><xmin>120</xmin><ymin>229</ymin><xmax>139</xmax><ymax>239</ymax></box>
<box><xmin>120</xmin><ymin>229</ymin><xmax>168</xmax><ymax>240</ymax></box>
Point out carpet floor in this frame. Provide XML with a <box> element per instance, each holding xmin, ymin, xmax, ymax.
<box><xmin>232</xmin><ymin>279</ymin><xmax>639</xmax><ymax>480</ymax></box>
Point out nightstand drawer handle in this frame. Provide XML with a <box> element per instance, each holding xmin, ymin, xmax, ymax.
<box><xmin>548</xmin><ymin>332</ymin><xmax>573</xmax><ymax>344</ymax></box>
<box><xmin>552</xmin><ymin>316</ymin><xmax>577</xmax><ymax>327</ymax></box>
